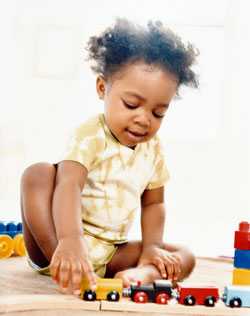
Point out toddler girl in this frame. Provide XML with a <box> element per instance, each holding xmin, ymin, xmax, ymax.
<box><xmin>21</xmin><ymin>18</ymin><xmax>199</xmax><ymax>296</ymax></box>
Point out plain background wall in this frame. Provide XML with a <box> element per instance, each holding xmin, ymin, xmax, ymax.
<box><xmin>0</xmin><ymin>0</ymin><xmax>249</xmax><ymax>257</ymax></box>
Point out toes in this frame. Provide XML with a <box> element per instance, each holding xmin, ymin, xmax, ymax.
<box><xmin>114</xmin><ymin>271</ymin><xmax>133</xmax><ymax>288</ymax></box>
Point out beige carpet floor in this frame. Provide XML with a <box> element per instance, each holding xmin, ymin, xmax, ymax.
<box><xmin>0</xmin><ymin>256</ymin><xmax>249</xmax><ymax>316</ymax></box>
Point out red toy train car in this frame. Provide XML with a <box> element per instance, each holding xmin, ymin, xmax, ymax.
<box><xmin>177</xmin><ymin>284</ymin><xmax>219</xmax><ymax>307</ymax></box>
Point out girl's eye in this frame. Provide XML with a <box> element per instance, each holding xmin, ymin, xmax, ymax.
<box><xmin>123</xmin><ymin>100</ymin><xmax>165</xmax><ymax>118</ymax></box>
<box><xmin>153</xmin><ymin>112</ymin><xmax>165</xmax><ymax>119</ymax></box>
<box><xmin>123</xmin><ymin>100</ymin><xmax>138</xmax><ymax>109</ymax></box>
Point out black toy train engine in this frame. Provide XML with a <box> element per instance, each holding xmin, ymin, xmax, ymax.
<box><xmin>129</xmin><ymin>280</ymin><xmax>172</xmax><ymax>304</ymax></box>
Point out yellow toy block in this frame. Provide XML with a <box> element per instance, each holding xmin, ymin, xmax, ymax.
<box><xmin>233</xmin><ymin>268</ymin><xmax>250</xmax><ymax>285</ymax></box>
<box><xmin>0</xmin><ymin>235</ymin><xmax>14</xmax><ymax>259</ymax></box>
<box><xmin>13</xmin><ymin>234</ymin><xmax>26</xmax><ymax>256</ymax></box>
<box><xmin>81</xmin><ymin>277</ymin><xmax>123</xmax><ymax>301</ymax></box>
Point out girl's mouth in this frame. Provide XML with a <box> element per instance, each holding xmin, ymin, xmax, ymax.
<box><xmin>126</xmin><ymin>129</ymin><xmax>147</xmax><ymax>141</ymax></box>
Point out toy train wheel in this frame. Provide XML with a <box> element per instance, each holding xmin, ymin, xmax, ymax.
<box><xmin>133</xmin><ymin>291</ymin><xmax>149</xmax><ymax>303</ymax></box>
<box><xmin>107</xmin><ymin>290</ymin><xmax>120</xmax><ymax>301</ymax></box>
<box><xmin>204</xmin><ymin>296</ymin><xmax>216</xmax><ymax>307</ymax></box>
<box><xmin>184</xmin><ymin>295</ymin><xmax>196</xmax><ymax>306</ymax></box>
<box><xmin>155</xmin><ymin>292</ymin><xmax>170</xmax><ymax>304</ymax></box>
<box><xmin>0</xmin><ymin>235</ymin><xmax>14</xmax><ymax>259</ymax></box>
<box><xmin>83</xmin><ymin>289</ymin><xmax>96</xmax><ymax>301</ymax></box>
<box><xmin>229</xmin><ymin>297</ymin><xmax>242</xmax><ymax>308</ymax></box>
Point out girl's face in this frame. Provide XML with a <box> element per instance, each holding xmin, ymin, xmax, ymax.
<box><xmin>96</xmin><ymin>61</ymin><xmax>178</xmax><ymax>148</ymax></box>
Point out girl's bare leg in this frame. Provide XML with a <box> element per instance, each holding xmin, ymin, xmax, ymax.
<box><xmin>105</xmin><ymin>241</ymin><xmax>195</xmax><ymax>286</ymax></box>
<box><xmin>21</xmin><ymin>162</ymin><xmax>58</xmax><ymax>266</ymax></box>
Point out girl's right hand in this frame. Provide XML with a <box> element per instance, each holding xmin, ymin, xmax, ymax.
<box><xmin>49</xmin><ymin>236</ymin><xmax>97</xmax><ymax>295</ymax></box>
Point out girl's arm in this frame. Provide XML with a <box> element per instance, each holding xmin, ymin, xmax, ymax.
<box><xmin>50</xmin><ymin>160</ymin><xmax>96</xmax><ymax>294</ymax></box>
<box><xmin>140</xmin><ymin>186</ymin><xmax>165</xmax><ymax>249</ymax></box>
<box><xmin>139</xmin><ymin>187</ymin><xmax>181</xmax><ymax>280</ymax></box>
<box><xmin>52</xmin><ymin>160</ymin><xmax>86</xmax><ymax>240</ymax></box>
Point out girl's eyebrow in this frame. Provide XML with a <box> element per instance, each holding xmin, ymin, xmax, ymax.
<box><xmin>124</xmin><ymin>91</ymin><xmax>146</xmax><ymax>101</ymax></box>
<box><xmin>124</xmin><ymin>91</ymin><xmax>169</xmax><ymax>108</ymax></box>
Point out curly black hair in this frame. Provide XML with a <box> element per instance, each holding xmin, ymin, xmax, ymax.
<box><xmin>86</xmin><ymin>18</ymin><xmax>199</xmax><ymax>89</ymax></box>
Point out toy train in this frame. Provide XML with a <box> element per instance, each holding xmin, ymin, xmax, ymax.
<box><xmin>80</xmin><ymin>221</ymin><xmax>250</xmax><ymax>308</ymax></box>
<box><xmin>80</xmin><ymin>277</ymin><xmax>250</xmax><ymax>308</ymax></box>
<box><xmin>0</xmin><ymin>221</ymin><xmax>26</xmax><ymax>258</ymax></box>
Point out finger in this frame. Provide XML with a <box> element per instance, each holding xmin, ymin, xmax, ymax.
<box><xmin>121</xmin><ymin>275</ymin><xmax>131</xmax><ymax>288</ymax></box>
<box><xmin>71</xmin><ymin>261</ymin><xmax>83</xmax><ymax>295</ymax></box>
<box><xmin>81</xmin><ymin>260</ymin><xmax>97</xmax><ymax>290</ymax></box>
<box><xmin>50</xmin><ymin>257</ymin><xmax>60</xmax><ymax>282</ymax></box>
<box><xmin>154</xmin><ymin>258</ymin><xmax>167</xmax><ymax>279</ymax></box>
<box><xmin>59</xmin><ymin>259</ymin><xmax>71</xmax><ymax>289</ymax></box>
<box><xmin>164</xmin><ymin>258</ymin><xmax>174</xmax><ymax>280</ymax></box>
<box><xmin>171</xmin><ymin>254</ymin><xmax>182</xmax><ymax>280</ymax></box>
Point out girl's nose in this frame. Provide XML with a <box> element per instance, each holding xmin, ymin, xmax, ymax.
<box><xmin>134</xmin><ymin>110</ymin><xmax>151</xmax><ymax>128</ymax></box>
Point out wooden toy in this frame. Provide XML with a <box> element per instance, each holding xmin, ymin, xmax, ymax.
<box><xmin>223</xmin><ymin>285</ymin><xmax>250</xmax><ymax>308</ymax></box>
<box><xmin>80</xmin><ymin>277</ymin><xmax>122</xmax><ymax>301</ymax></box>
<box><xmin>0</xmin><ymin>221</ymin><xmax>26</xmax><ymax>258</ymax></box>
<box><xmin>128</xmin><ymin>280</ymin><xmax>172</xmax><ymax>304</ymax></box>
<box><xmin>77</xmin><ymin>221</ymin><xmax>250</xmax><ymax>309</ymax></box>
<box><xmin>234</xmin><ymin>249</ymin><xmax>250</xmax><ymax>269</ymax></box>
<box><xmin>232</xmin><ymin>268</ymin><xmax>250</xmax><ymax>285</ymax></box>
<box><xmin>177</xmin><ymin>284</ymin><xmax>219</xmax><ymax>306</ymax></box>
<box><xmin>234</xmin><ymin>221</ymin><xmax>250</xmax><ymax>250</ymax></box>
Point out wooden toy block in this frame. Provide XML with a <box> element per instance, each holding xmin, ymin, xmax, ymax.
<box><xmin>233</xmin><ymin>268</ymin><xmax>250</xmax><ymax>285</ymax></box>
<box><xmin>234</xmin><ymin>249</ymin><xmax>250</xmax><ymax>269</ymax></box>
<box><xmin>234</xmin><ymin>221</ymin><xmax>250</xmax><ymax>250</ymax></box>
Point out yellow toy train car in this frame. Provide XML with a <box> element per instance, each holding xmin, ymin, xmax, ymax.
<box><xmin>80</xmin><ymin>277</ymin><xmax>123</xmax><ymax>301</ymax></box>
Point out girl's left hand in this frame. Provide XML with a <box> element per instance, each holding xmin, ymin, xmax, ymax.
<box><xmin>137</xmin><ymin>245</ymin><xmax>182</xmax><ymax>281</ymax></box>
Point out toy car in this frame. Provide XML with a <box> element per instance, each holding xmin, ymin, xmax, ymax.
<box><xmin>177</xmin><ymin>284</ymin><xmax>219</xmax><ymax>307</ymax></box>
<box><xmin>81</xmin><ymin>277</ymin><xmax>123</xmax><ymax>301</ymax></box>
<box><xmin>128</xmin><ymin>280</ymin><xmax>172</xmax><ymax>304</ymax></box>
<box><xmin>222</xmin><ymin>285</ymin><xmax>250</xmax><ymax>308</ymax></box>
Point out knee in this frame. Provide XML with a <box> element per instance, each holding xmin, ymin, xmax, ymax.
<box><xmin>179</xmin><ymin>246</ymin><xmax>196</xmax><ymax>280</ymax></box>
<box><xmin>21</xmin><ymin>162</ymin><xmax>56</xmax><ymax>190</ymax></box>
<box><xmin>186</xmin><ymin>247</ymin><xmax>196</xmax><ymax>274</ymax></box>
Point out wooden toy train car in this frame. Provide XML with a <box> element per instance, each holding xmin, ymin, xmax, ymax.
<box><xmin>80</xmin><ymin>277</ymin><xmax>123</xmax><ymax>301</ymax></box>
<box><xmin>223</xmin><ymin>285</ymin><xmax>250</xmax><ymax>307</ymax></box>
<box><xmin>0</xmin><ymin>221</ymin><xmax>26</xmax><ymax>258</ymax></box>
<box><xmin>128</xmin><ymin>280</ymin><xmax>172</xmax><ymax>304</ymax></box>
<box><xmin>177</xmin><ymin>284</ymin><xmax>219</xmax><ymax>307</ymax></box>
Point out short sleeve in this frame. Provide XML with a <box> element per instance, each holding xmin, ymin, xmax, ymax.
<box><xmin>59</xmin><ymin>116</ymin><xmax>105</xmax><ymax>171</ymax></box>
<box><xmin>146</xmin><ymin>138</ymin><xmax>170</xmax><ymax>190</ymax></box>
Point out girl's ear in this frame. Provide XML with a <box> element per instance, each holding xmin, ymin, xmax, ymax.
<box><xmin>96</xmin><ymin>76</ymin><xmax>106</xmax><ymax>99</ymax></box>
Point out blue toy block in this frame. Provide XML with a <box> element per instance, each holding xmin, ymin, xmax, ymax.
<box><xmin>234</xmin><ymin>249</ymin><xmax>250</xmax><ymax>269</ymax></box>
<box><xmin>0</xmin><ymin>221</ymin><xmax>23</xmax><ymax>238</ymax></box>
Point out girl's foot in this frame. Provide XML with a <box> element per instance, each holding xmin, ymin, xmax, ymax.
<box><xmin>114</xmin><ymin>264</ymin><xmax>161</xmax><ymax>288</ymax></box>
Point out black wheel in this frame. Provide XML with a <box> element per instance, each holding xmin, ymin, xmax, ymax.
<box><xmin>83</xmin><ymin>289</ymin><xmax>96</xmax><ymax>301</ymax></box>
<box><xmin>107</xmin><ymin>290</ymin><xmax>120</xmax><ymax>302</ymax></box>
<box><xmin>229</xmin><ymin>297</ymin><xmax>242</xmax><ymax>308</ymax></box>
<box><xmin>184</xmin><ymin>295</ymin><xmax>196</xmax><ymax>306</ymax></box>
<box><xmin>204</xmin><ymin>296</ymin><xmax>215</xmax><ymax>307</ymax></box>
